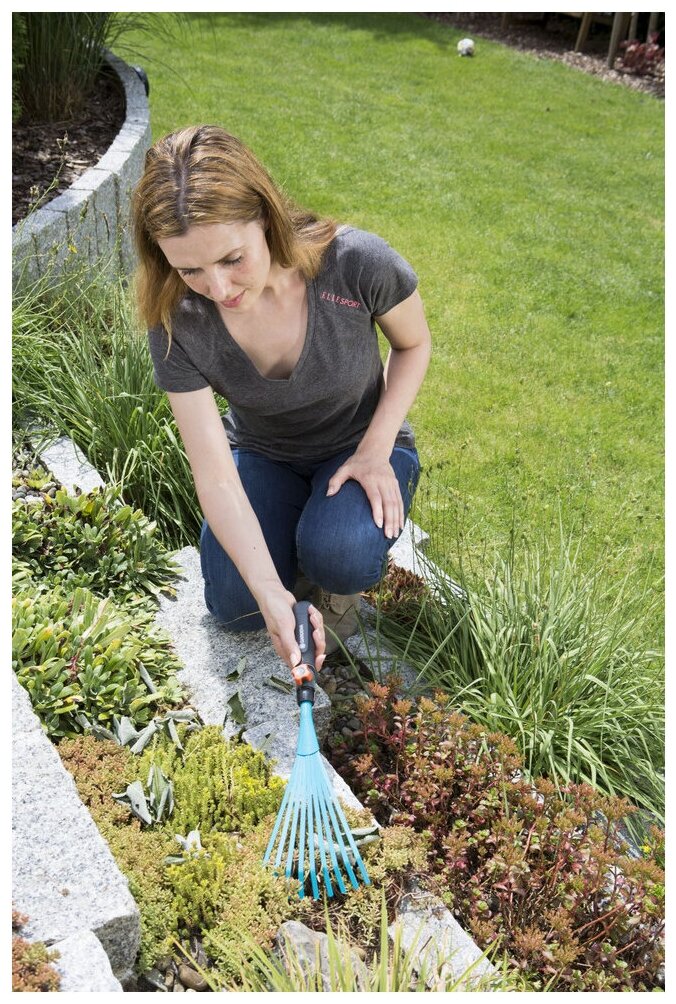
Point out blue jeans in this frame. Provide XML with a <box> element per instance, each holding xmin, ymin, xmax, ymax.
<box><xmin>200</xmin><ymin>445</ymin><xmax>421</xmax><ymax>631</ymax></box>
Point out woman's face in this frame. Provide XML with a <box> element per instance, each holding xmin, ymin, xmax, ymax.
<box><xmin>157</xmin><ymin>219</ymin><xmax>272</xmax><ymax>312</ymax></box>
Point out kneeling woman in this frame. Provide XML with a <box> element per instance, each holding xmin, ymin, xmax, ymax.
<box><xmin>132</xmin><ymin>126</ymin><xmax>431</xmax><ymax>680</ymax></box>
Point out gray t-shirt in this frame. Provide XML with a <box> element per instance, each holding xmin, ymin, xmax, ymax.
<box><xmin>147</xmin><ymin>226</ymin><xmax>418</xmax><ymax>462</ymax></box>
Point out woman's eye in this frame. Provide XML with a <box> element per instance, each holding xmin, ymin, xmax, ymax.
<box><xmin>222</xmin><ymin>256</ymin><xmax>243</xmax><ymax>266</ymax></box>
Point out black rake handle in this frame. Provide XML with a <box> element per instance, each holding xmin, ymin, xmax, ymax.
<box><xmin>293</xmin><ymin>600</ymin><xmax>316</xmax><ymax>705</ymax></box>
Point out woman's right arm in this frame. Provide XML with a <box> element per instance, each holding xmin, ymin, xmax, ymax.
<box><xmin>167</xmin><ymin>387</ymin><xmax>325</xmax><ymax>674</ymax></box>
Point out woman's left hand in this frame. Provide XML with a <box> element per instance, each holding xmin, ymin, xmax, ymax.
<box><xmin>326</xmin><ymin>450</ymin><xmax>404</xmax><ymax>540</ymax></box>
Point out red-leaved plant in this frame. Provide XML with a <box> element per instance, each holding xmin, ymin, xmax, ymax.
<box><xmin>345</xmin><ymin>677</ymin><xmax>664</xmax><ymax>992</ymax></box>
<box><xmin>619</xmin><ymin>33</ymin><xmax>665</xmax><ymax>77</ymax></box>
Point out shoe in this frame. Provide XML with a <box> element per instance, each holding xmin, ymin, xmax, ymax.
<box><xmin>314</xmin><ymin>588</ymin><xmax>361</xmax><ymax>656</ymax></box>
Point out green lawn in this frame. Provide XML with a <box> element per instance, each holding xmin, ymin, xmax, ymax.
<box><xmin>124</xmin><ymin>12</ymin><xmax>663</xmax><ymax>631</ymax></box>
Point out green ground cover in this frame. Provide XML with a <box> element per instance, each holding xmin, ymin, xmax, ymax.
<box><xmin>125</xmin><ymin>11</ymin><xmax>663</xmax><ymax>634</ymax></box>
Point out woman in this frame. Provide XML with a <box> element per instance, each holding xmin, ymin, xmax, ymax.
<box><xmin>132</xmin><ymin>125</ymin><xmax>431</xmax><ymax>681</ymax></box>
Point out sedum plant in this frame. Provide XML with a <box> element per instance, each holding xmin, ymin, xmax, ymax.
<box><xmin>13</xmin><ymin>584</ymin><xmax>184</xmax><ymax>738</ymax></box>
<box><xmin>12</xmin><ymin>484</ymin><xmax>179</xmax><ymax>609</ymax></box>
<box><xmin>345</xmin><ymin>679</ymin><xmax>665</xmax><ymax>992</ymax></box>
<box><xmin>137</xmin><ymin>725</ymin><xmax>285</xmax><ymax>837</ymax></box>
<box><xmin>57</xmin><ymin>734</ymin><xmax>180</xmax><ymax>972</ymax></box>
<box><xmin>12</xmin><ymin>910</ymin><xmax>61</xmax><ymax>992</ymax></box>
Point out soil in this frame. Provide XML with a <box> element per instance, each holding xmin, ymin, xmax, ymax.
<box><xmin>421</xmin><ymin>12</ymin><xmax>664</xmax><ymax>99</ymax></box>
<box><xmin>12</xmin><ymin>65</ymin><xmax>126</xmax><ymax>226</ymax></box>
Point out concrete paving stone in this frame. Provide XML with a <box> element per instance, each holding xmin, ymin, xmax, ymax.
<box><xmin>39</xmin><ymin>436</ymin><xmax>105</xmax><ymax>494</ymax></box>
<box><xmin>390</xmin><ymin>884</ymin><xmax>499</xmax><ymax>990</ymax></box>
<box><xmin>12</xmin><ymin>674</ymin><xmax>140</xmax><ymax>979</ymax></box>
<box><xmin>50</xmin><ymin>929</ymin><xmax>124</xmax><ymax>991</ymax></box>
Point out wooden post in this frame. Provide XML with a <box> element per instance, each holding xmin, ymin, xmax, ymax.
<box><xmin>647</xmin><ymin>12</ymin><xmax>659</xmax><ymax>40</ymax></box>
<box><xmin>628</xmin><ymin>12</ymin><xmax>640</xmax><ymax>40</ymax></box>
<box><xmin>608</xmin><ymin>11</ymin><xmax>632</xmax><ymax>68</ymax></box>
<box><xmin>575</xmin><ymin>13</ymin><xmax>594</xmax><ymax>52</ymax></box>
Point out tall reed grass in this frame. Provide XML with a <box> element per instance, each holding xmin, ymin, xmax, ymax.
<box><xmin>12</xmin><ymin>262</ymin><xmax>201</xmax><ymax>549</ymax></box>
<box><xmin>14</xmin><ymin>12</ymin><xmax>184</xmax><ymax>123</ymax></box>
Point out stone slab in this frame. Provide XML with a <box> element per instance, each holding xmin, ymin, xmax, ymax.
<box><xmin>155</xmin><ymin>546</ymin><xmax>332</xmax><ymax>742</ymax></box>
<box><xmin>12</xmin><ymin>674</ymin><xmax>140</xmax><ymax>979</ymax></box>
<box><xmin>50</xmin><ymin>929</ymin><xmax>124</xmax><ymax>991</ymax></box>
<box><xmin>390</xmin><ymin>885</ymin><xmax>499</xmax><ymax>990</ymax></box>
<box><xmin>39</xmin><ymin>436</ymin><xmax>106</xmax><ymax>494</ymax></box>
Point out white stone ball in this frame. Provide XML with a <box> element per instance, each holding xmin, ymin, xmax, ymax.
<box><xmin>457</xmin><ymin>37</ymin><xmax>475</xmax><ymax>57</ymax></box>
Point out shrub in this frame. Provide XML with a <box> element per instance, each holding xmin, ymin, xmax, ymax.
<box><xmin>347</xmin><ymin>681</ymin><xmax>664</xmax><ymax>992</ymax></box>
<box><xmin>619</xmin><ymin>34</ymin><xmax>665</xmax><ymax>77</ymax></box>
<box><xmin>13</xmin><ymin>584</ymin><xmax>184</xmax><ymax>738</ymax></box>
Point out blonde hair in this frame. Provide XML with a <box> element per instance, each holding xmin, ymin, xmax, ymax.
<box><xmin>132</xmin><ymin>125</ymin><xmax>337</xmax><ymax>336</ymax></box>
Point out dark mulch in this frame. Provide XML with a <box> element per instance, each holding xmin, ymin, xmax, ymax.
<box><xmin>420</xmin><ymin>12</ymin><xmax>664</xmax><ymax>99</ymax></box>
<box><xmin>12</xmin><ymin>66</ymin><xmax>126</xmax><ymax>226</ymax></box>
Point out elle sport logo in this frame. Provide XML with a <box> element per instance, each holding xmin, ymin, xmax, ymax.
<box><xmin>320</xmin><ymin>290</ymin><xmax>362</xmax><ymax>309</ymax></box>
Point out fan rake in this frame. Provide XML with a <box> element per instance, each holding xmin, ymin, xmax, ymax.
<box><xmin>262</xmin><ymin>601</ymin><xmax>372</xmax><ymax>899</ymax></box>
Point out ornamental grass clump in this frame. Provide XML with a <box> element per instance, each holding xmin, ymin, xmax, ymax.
<box><xmin>375</xmin><ymin>533</ymin><xmax>664</xmax><ymax>836</ymax></box>
<box><xmin>345</xmin><ymin>679</ymin><xmax>664</xmax><ymax>992</ymax></box>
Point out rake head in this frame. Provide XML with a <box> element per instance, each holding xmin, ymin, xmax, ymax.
<box><xmin>263</xmin><ymin>702</ymin><xmax>372</xmax><ymax>899</ymax></box>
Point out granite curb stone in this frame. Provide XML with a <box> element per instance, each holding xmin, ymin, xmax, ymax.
<box><xmin>12</xmin><ymin>674</ymin><xmax>141</xmax><ymax>982</ymax></box>
<box><xmin>50</xmin><ymin>930</ymin><xmax>124</xmax><ymax>991</ymax></box>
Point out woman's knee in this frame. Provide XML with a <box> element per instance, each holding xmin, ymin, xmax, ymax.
<box><xmin>297</xmin><ymin>519</ymin><xmax>388</xmax><ymax>594</ymax></box>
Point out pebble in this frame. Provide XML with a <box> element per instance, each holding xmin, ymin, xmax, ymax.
<box><xmin>347</xmin><ymin>717</ymin><xmax>361</xmax><ymax>731</ymax></box>
<box><xmin>341</xmin><ymin>727</ymin><xmax>353</xmax><ymax>738</ymax></box>
<box><xmin>178</xmin><ymin>964</ymin><xmax>208</xmax><ymax>992</ymax></box>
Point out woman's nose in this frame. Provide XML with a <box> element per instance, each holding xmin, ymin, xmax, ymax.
<box><xmin>205</xmin><ymin>267</ymin><xmax>230</xmax><ymax>300</ymax></box>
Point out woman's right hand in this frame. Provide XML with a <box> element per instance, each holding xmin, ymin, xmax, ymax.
<box><xmin>259</xmin><ymin>586</ymin><xmax>326</xmax><ymax>679</ymax></box>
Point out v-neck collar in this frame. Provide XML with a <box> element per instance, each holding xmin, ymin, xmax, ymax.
<box><xmin>206</xmin><ymin>278</ymin><xmax>316</xmax><ymax>384</ymax></box>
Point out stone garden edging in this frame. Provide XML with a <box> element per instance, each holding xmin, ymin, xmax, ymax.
<box><xmin>12</xmin><ymin>50</ymin><xmax>151</xmax><ymax>290</ymax></box>
<box><xmin>12</xmin><ymin>434</ymin><xmax>499</xmax><ymax>991</ymax></box>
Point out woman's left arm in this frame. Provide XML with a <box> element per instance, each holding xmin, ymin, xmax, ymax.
<box><xmin>326</xmin><ymin>289</ymin><xmax>432</xmax><ymax>539</ymax></box>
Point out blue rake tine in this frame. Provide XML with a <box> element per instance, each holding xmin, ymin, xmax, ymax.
<box><xmin>311</xmin><ymin>788</ymin><xmax>333</xmax><ymax>898</ymax></box>
<box><xmin>284</xmin><ymin>784</ymin><xmax>302</xmax><ymax>881</ymax></box>
<box><xmin>306</xmin><ymin>786</ymin><xmax>319</xmax><ymax>900</ymax></box>
<box><xmin>263</xmin><ymin>779</ymin><xmax>292</xmax><ymax>866</ymax></box>
<box><xmin>272</xmin><ymin>772</ymin><xmax>298</xmax><ymax>870</ymax></box>
<box><xmin>329</xmin><ymin>788</ymin><xmax>371</xmax><ymax>887</ymax></box>
<box><xmin>297</xmin><ymin>764</ymin><xmax>308</xmax><ymax>897</ymax></box>
<box><xmin>314</xmin><ymin>771</ymin><xmax>348</xmax><ymax>895</ymax></box>
<box><xmin>317</xmin><ymin>768</ymin><xmax>364</xmax><ymax>891</ymax></box>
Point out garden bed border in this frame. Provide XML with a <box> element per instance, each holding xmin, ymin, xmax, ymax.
<box><xmin>12</xmin><ymin>50</ymin><xmax>151</xmax><ymax>290</ymax></box>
